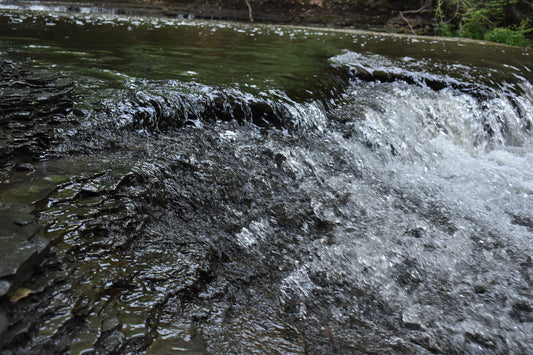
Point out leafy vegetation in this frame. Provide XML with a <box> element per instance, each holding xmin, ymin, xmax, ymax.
<box><xmin>434</xmin><ymin>0</ymin><xmax>532</xmax><ymax>45</ymax></box>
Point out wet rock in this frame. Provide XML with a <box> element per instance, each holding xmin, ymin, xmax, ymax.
<box><xmin>511</xmin><ymin>214</ymin><xmax>533</xmax><ymax>230</ymax></box>
<box><xmin>401</xmin><ymin>311</ymin><xmax>424</xmax><ymax>331</ymax></box>
<box><xmin>0</xmin><ymin>208</ymin><xmax>49</xmax><ymax>297</ymax></box>
<box><xmin>510</xmin><ymin>301</ymin><xmax>533</xmax><ymax>323</ymax></box>
<box><xmin>406</xmin><ymin>227</ymin><xmax>425</xmax><ymax>238</ymax></box>
<box><xmin>98</xmin><ymin>330</ymin><xmax>126</xmax><ymax>353</ymax></box>
<box><xmin>464</xmin><ymin>331</ymin><xmax>497</xmax><ymax>349</ymax></box>
<box><xmin>394</xmin><ymin>258</ymin><xmax>423</xmax><ymax>291</ymax></box>
<box><xmin>101</xmin><ymin>316</ymin><xmax>121</xmax><ymax>333</ymax></box>
<box><xmin>14</xmin><ymin>162</ymin><xmax>34</xmax><ymax>172</ymax></box>
<box><xmin>0</xmin><ymin>310</ymin><xmax>6</xmax><ymax>338</ymax></box>
<box><xmin>0</xmin><ymin>282</ymin><xmax>9</xmax><ymax>298</ymax></box>
<box><xmin>0</xmin><ymin>22</ymin><xmax>530</xmax><ymax>352</ymax></box>
<box><xmin>0</xmin><ymin>61</ymin><xmax>75</xmax><ymax>166</ymax></box>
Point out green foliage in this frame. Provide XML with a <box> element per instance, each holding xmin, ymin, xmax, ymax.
<box><xmin>459</xmin><ymin>6</ymin><xmax>490</xmax><ymax>39</ymax></box>
<box><xmin>484</xmin><ymin>20</ymin><xmax>532</xmax><ymax>46</ymax></box>
<box><xmin>434</xmin><ymin>0</ymin><xmax>532</xmax><ymax>46</ymax></box>
<box><xmin>436</xmin><ymin>21</ymin><xmax>455</xmax><ymax>36</ymax></box>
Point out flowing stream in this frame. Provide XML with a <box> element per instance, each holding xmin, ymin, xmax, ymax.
<box><xmin>0</xmin><ymin>2</ymin><xmax>532</xmax><ymax>354</ymax></box>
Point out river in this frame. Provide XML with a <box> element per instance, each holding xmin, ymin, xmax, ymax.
<box><xmin>0</xmin><ymin>2</ymin><xmax>532</xmax><ymax>354</ymax></box>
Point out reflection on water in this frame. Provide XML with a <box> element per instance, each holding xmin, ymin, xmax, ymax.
<box><xmin>0</xmin><ymin>3</ymin><xmax>532</xmax><ymax>354</ymax></box>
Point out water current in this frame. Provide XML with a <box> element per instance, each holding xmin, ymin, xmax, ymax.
<box><xmin>0</xmin><ymin>2</ymin><xmax>532</xmax><ymax>354</ymax></box>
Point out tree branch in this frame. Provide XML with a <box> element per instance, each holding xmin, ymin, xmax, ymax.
<box><xmin>400</xmin><ymin>2</ymin><xmax>432</xmax><ymax>36</ymax></box>
<box><xmin>400</xmin><ymin>11</ymin><xmax>416</xmax><ymax>35</ymax></box>
<box><xmin>401</xmin><ymin>2</ymin><xmax>432</xmax><ymax>15</ymax></box>
<box><xmin>244</xmin><ymin>0</ymin><xmax>253</xmax><ymax>22</ymax></box>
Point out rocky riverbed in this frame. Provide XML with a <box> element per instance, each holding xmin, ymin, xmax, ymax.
<box><xmin>1</xmin><ymin>5</ymin><xmax>532</xmax><ymax>354</ymax></box>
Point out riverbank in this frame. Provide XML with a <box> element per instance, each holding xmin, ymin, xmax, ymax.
<box><xmin>18</xmin><ymin>0</ymin><xmax>436</xmax><ymax>34</ymax></box>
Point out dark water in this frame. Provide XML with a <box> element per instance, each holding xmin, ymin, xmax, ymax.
<box><xmin>1</xmin><ymin>2</ymin><xmax>532</xmax><ymax>354</ymax></box>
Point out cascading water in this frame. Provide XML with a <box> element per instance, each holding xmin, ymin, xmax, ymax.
<box><xmin>0</xmin><ymin>2</ymin><xmax>532</xmax><ymax>354</ymax></box>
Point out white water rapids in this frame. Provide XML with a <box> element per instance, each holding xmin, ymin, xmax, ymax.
<box><xmin>219</xmin><ymin>74</ymin><xmax>533</xmax><ymax>353</ymax></box>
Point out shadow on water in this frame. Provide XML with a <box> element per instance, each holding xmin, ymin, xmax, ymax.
<box><xmin>0</xmin><ymin>3</ymin><xmax>533</xmax><ymax>354</ymax></box>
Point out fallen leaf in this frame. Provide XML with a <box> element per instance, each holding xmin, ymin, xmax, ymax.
<box><xmin>10</xmin><ymin>288</ymin><xmax>32</xmax><ymax>303</ymax></box>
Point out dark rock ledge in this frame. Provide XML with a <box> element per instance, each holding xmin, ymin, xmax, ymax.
<box><xmin>0</xmin><ymin>60</ymin><xmax>76</xmax><ymax>343</ymax></box>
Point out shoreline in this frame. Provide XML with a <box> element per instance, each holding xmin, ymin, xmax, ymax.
<box><xmin>1</xmin><ymin>0</ymin><xmax>436</xmax><ymax>35</ymax></box>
